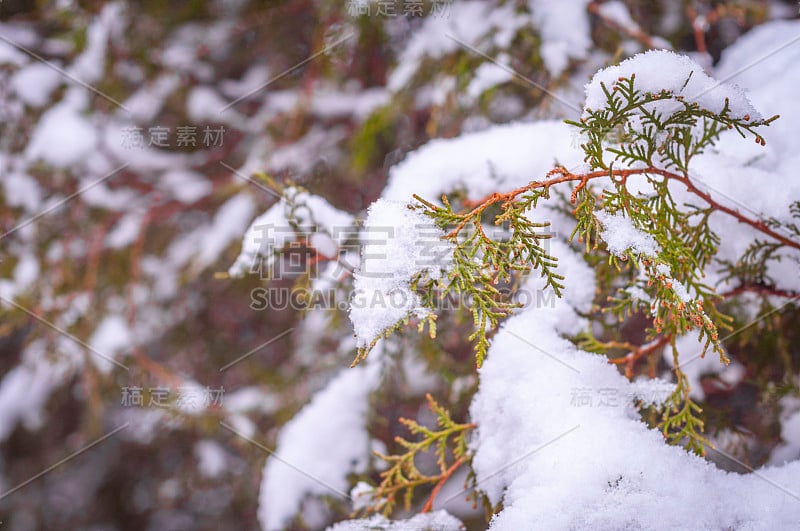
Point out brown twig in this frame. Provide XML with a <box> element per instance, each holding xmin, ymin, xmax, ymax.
<box><xmin>609</xmin><ymin>335</ymin><xmax>672</xmax><ymax>378</ymax></box>
<box><xmin>421</xmin><ymin>454</ymin><xmax>468</xmax><ymax>513</ymax></box>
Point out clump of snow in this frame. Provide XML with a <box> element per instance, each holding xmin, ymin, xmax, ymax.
<box><xmin>349</xmin><ymin>199</ymin><xmax>453</xmax><ymax>349</ymax></box>
<box><xmin>349</xmin><ymin>481</ymin><xmax>375</xmax><ymax>512</ymax></box>
<box><xmin>192</xmin><ymin>194</ymin><xmax>255</xmax><ymax>272</ymax></box>
<box><xmin>0</xmin><ymin>339</ymin><xmax>74</xmax><ymax>441</ymax></box>
<box><xmin>11</xmin><ymin>63</ymin><xmax>62</xmax><ymax>107</ymax></box>
<box><xmin>0</xmin><ymin>251</ymin><xmax>40</xmax><ymax>301</ymax></box>
<box><xmin>654</xmin><ymin>263</ymin><xmax>694</xmax><ymax>304</ymax></box>
<box><xmin>629</xmin><ymin>377</ymin><xmax>675</xmax><ymax>407</ymax></box>
<box><xmin>596</xmin><ymin>212</ymin><xmax>703</xmax><ymax>307</ymax></box>
<box><xmin>668</xmin><ymin>277</ymin><xmax>692</xmax><ymax>303</ymax></box>
<box><xmin>528</xmin><ymin>0</ymin><xmax>591</xmax><ymax>76</ymax></box>
<box><xmin>173</xmin><ymin>379</ymin><xmax>210</xmax><ymax>415</ymax></box>
<box><xmin>771</xmin><ymin>398</ymin><xmax>800</xmax><ymax>465</ymax></box>
<box><xmin>2</xmin><ymin>173</ymin><xmax>42</xmax><ymax>212</ymax></box>
<box><xmin>228</xmin><ymin>190</ymin><xmax>353</xmax><ymax>278</ymax></box>
<box><xmin>0</xmin><ymin>40</ymin><xmax>28</xmax><ymax>66</ymax></box>
<box><xmin>188</xmin><ymin>85</ymin><xmax>245</xmax><ymax>126</ymax></box>
<box><xmin>222</xmin><ymin>386</ymin><xmax>279</xmax><ymax>415</ymax></box>
<box><xmin>106</xmin><ymin>212</ymin><xmax>143</xmax><ymax>249</ymax></box>
<box><xmin>219</xmin><ymin>64</ymin><xmax>269</xmax><ymax>99</ymax></box>
<box><xmin>88</xmin><ymin>314</ymin><xmax>132</xmax><ymax>374</ymax></box>
<box><xmin>160</xmin><ymin>169</ymin><xmax>213</xmax><ymax>204</ymax></box>
<box><xmin>625</xmin><ymin>284</ymin><xmax>651</xmax><ymax>304</ymax></box>
<box><xmin>123</xmin><ymin>73</ymin><xmax>180</xmax><ymax>122</ymax></box>
<box><xmin>326</xmin><ymin>510</ymin><xmax>463</xmax><ymax>531</ymax></box>
<box><xmin>116</xmin><ymin>408</ymin><xmax>166</xmax><ymax>445</ymax></box>
<box><xmin>258</xmin><ymin>362</ymin><xmax>381</xmax><ymax>530</ymax></box>
<box><xmin>382</xmin><ymin>121</ymin><xmax>584</xmax><ymax>204</ymax></box>
<box><xmin>466</xmin><ymin>60</ymin><xmax>513</xmax><ymax>100</ymax></box>
<box><xmin>388</xmin><ymin>1</ymin><xmax>525</xmax><ymax>91</ymax></box>
<box><xmin>596</xmin><ymin>0</ymin><xmax>638</xmax><ymax>32</ymax></box>
<box><xmin>583</xmin><ymin>50</ymin><xmax>761</xmax><ymax>121</ymax></box>
<box><xmin>390</xmin><ymin>0</ymin><xmax>591</xmax><ymax>84</ymax></box>
<box><xmin>26</xmin><ymin>102</ymin><xmax>98</xmax><ymax>167</ymax></box>
<box><xmin>67</xmin><ymin>2</ymin><xmax>122</xmax><ymax>85</ymax></box>
<box><xmin>310</xmin><ymin>87</ymin><xmax>390</xmax><ymax>121</ymax></box>
<box><xmin>194</xmin><ymin>440</ymin><xmax>228</xmax><ymax>478</ymax></box>
<box><xmin>595</xmin><ymin>210</ymin><xmax>659</xmax><ymax>258</ymax></box>
<box><xmin>267</xmin><ymin>126</ymin><xmax>346</xmax><ymax>175</ymax></box>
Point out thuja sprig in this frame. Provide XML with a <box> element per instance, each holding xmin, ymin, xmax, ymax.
<box><xmin>719</xmin><ymin>239</ymin><xmax>783</xmax><ymax>289</ymax></box>
<box><xmin>660</xmin><ymin>340</ymin><xmax>708</xmax><ymax>455</ymax></box>
<box><xmin>413</xmin><ymin>192</ymin><xmax>561</xmax><ymax>366</ymax></box>
<box><xmin>364</xmin><ymin>394</ymin><xmax>475</xmax><ymax>515</ymax></box>
<box><xmin>565</xmin><ymin>74</ymin><xmax>779</xmax><ymax>173</ymax></box>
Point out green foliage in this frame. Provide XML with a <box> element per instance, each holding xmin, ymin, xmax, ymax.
<box><xmin>413</xmin><ymin>190</ymin><xmax>561</xmax><ymax>366</ymax></box>
<box><xmin>565</xmin><ymin>74</ymin><xmax>778</xmax><ymax>174</ymax></box>
<box><xmin>361</xmin><ymin>394</ymin><xmax>474</xmax><ymax>516</ymax></box>
<box><xmin>719</xmin><ymin>239</ymin><xmax>783</xmax><ymax>288</ymax></box>
<box><xmin>661</xmin><ymin>342</ymin><xmax>707</xmax><ymax>455</ymax></box>
<box><xmin>719</xmin><ymin>198</ymin><xmax>800</xmax><ymax>291</ymax></box>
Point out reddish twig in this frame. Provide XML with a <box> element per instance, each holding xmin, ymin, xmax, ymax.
<box><xmin>421</xmin><ymin>454</ymin><xmax>468</xmax><ymax>513</ymax></box>
<box><xmin>609</xmin><ymin>335</ymin><xmax>672</xmax><ymax>378</ymax></box>
<box><xmin>720</xmin><ymin>284</ymin><xmax>800</xmax><ymax>300</ymax></box>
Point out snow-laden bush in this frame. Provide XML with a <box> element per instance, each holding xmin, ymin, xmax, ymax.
<box><xmin>244</xmin><ymin>24</ymin><xmax>800</xmax><ymax>531</ymax></box>
<box><xmin>2</xmin><ymin>1</ymin><xmax>797</xmax><ymax>529</ymax></box>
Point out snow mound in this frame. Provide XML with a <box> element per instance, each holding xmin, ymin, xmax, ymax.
<box><xmin>258</xmin><ymin>362</ymin><xmax>381</xmax><ymax>530</ymax></box>
<box><xmin>584</xmin><ymin>49</ymin><xmax>761</xmax><ymax>121</ymax></box>
<box><xmin>349</xmin><ymin>199</ymin><xmax>453</xmax><ymax>349</ymax></box>
<box><xmin>470</xmin><ymin>240</ymin><xmax>800</xmax><ymax>530</ymax></box>
<box><xmin>326</xmin><ymin>510</ymin><xmax>463</xmax><ymax>531</ymax></box>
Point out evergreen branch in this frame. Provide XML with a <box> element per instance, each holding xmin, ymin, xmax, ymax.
<box><xmin>364</xmin><ymin>394</ymin><xmax>475</xmax><ymax>516</ymax></box>
<box><xmin>661</xmin><ymin>338</ymin><xmax>708</xmax><ymax>455</ymax></box>
<box><xmin>414</xmin><ymin>190</ymin><xmax>561</xmax><ymax>366</ymax></box>
<box><xmin>459</xmin><ymin>166</ymin><xmax>800</xmax><ymax>252</ymax></box>
<box><xmin>410</xmin><ymin>160</ymin><xmax>796</xmax><ymax>368</ymax></box>
<box><xmin>377</xmin><ymin>72</ymin><xmax>790</xmax><ymax>386</ymax></box>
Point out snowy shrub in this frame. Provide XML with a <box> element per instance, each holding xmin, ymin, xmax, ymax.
<box><xmin>2</xmin><ymin>1</ymin><xmax>799</xmax><ymax>529</ymax></box>
<box><xmin>247</xmin><ymin>25</ymin><xmax>800</xmax><ymax>531</ymax></box>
